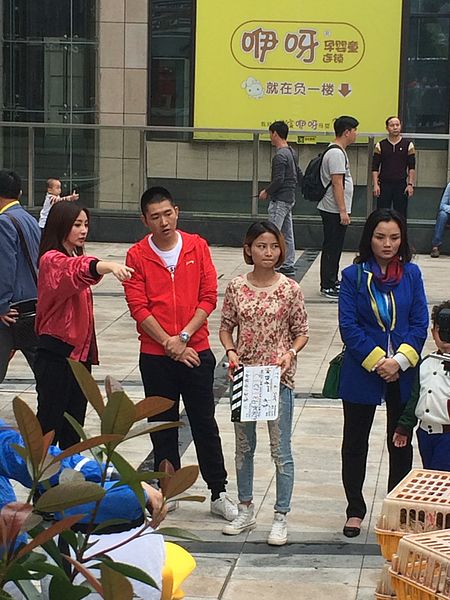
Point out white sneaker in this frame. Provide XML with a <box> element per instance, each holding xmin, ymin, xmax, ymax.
<box><xmin>267</xmin><ymin>512</ymin><xmax>288</xmax><ymax>546</ymax></box>
<box><xmin>222</xmin><ymin>503</ymin><xmax>256</xmax><ymax>535</ymax></box>
<box><xmin>210</xmin><ymin>492</ymin><xmax>238</xmax><ymax>521</ymax></box>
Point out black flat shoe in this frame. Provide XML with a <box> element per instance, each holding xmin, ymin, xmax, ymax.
<box><xmin>343</xmin><ymin>525</ymin><xmax>361</xmax><ymax>538</ymax></box>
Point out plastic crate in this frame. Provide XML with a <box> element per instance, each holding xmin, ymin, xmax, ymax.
<box><xmin>390</xmin><ymin>530</ymin><xmax>450</xmax><ymax>599</ymax></box>
<box><xmin>375</xmin><ymin>563</ymin><xmax>397</xmax><ymax>599</ymax></box>
<box><xmin>376</xmin><ymin>469</ymin><xmax>450</xmax><ymax>560</ymax></box>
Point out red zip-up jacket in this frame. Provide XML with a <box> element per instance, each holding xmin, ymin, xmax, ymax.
<box><xmin>124</xmin><ymin>231</ymin><xmax>217</xmax><ymax>355</ymax></box>
<box><xmin>36</xmin><ymin>251</ymin><xmax>102</xmax><ymax>363</ymax></box>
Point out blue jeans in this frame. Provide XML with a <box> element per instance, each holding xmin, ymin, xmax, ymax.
<box><xmin>432</xmin><ymin>209</ymin><xmax>450</xmax><ymax>247</ymax></box>
<box><xmin>267</xmin><ymin>201</ymin><xmax>295</xmax><ymax>269</ymax></box>
<box><xmin>233</xmin><ymin>384</ymin><xmax>294</xmax><ymax>513</ymax></box>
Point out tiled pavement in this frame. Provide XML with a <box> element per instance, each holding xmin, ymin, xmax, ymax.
<box><xmin>1</xmin><ymin>242</ymin><xmax>447</xmax><ymax>600</ymax></box>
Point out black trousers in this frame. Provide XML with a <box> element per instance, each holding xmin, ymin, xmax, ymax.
<box><xmin>319</xmin><ymin>210</ymin><xmax>348</xmax><ymax>290</ymax></box>
<box><xmin>341</xmin><ymin>382</ymin><xmax>413</xmax><ymax>519</ymax></box>
<box><xmin>35</xmin><ymin>349</ymin><xmax>90</xmax><ymax>450</ymax></box>
<box><xmin>139</xmin><ymin>350</ymin><xmax>228</xmax><ymax>492</ymax></box>
<box><xmin>377</xmin><ymin>180</ymin><xmax>408</xmax><ymax>219</ymax></box>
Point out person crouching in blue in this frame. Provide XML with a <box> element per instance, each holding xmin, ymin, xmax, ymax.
<box><xmin>338</xmin><ymin>209</ymin><xmax>428</xmax><ymax>538</ymax></box>
<box><xmin>0</xmin><ymin>419</ymin><xmax>166</xmax><ymax>600</ymax></box>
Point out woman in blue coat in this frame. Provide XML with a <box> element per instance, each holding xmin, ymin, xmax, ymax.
<box><xmin>338</xmin><ymin>209</ymin><xmax>428</xmax><ymax>538</ymax></box>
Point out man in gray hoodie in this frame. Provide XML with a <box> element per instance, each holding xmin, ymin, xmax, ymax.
<box><xmin>259</xmin><ymin>121</ymin><xmax>300</xmax><ymax>276</ymax></box>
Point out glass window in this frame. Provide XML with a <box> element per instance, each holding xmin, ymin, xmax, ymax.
<box><xmin>411</xmin><ymin>0</ymin><xmax>450</xmax><ymax>14</ymax></box>
<box><xmin>404</xmin><ymin>16</ymin><xmax>450</xmax><ymax>135</ymax></box>
<box><xmin>149</xmin><ymin>0</ymin><xmax>194</xmax><ymax>130</ymax></box>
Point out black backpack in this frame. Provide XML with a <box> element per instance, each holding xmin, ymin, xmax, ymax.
<box><xmin>301</xmin><ymin>144</ymin><xmax>345</xmax><ymax>202</ymax></box>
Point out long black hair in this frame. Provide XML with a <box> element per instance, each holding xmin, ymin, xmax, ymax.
<box><xmin>39</xmin><ymin>202</ymin><xmax>89</xmax><ymax>262</ymax></box>
<box><xmin>355</xmin><ymin>208</ymin><xmax>412</xmax><ymax>264</ymax></box>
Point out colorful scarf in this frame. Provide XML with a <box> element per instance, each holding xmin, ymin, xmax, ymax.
<box><xmin>366</xmin><ymin>256</ymin><xmax>404</xmax><ymax>329</ymax></box>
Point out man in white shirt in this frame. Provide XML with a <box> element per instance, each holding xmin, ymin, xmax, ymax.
<box><xmin>317</xmin><ymin>115</ymin><xmax>359</xmax><ymax>300</ymax></box>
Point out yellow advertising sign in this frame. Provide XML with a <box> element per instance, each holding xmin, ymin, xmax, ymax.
<box><xmin>194</xmin><ymin>1</ymin><xmax>402</xmax><ymax>137</ymax></box>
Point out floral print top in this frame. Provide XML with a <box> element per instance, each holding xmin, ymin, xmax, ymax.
<box><xmin>220</xmin><ymin>273</ymin><xmax>309</xmax><ymax>389</ymax></box>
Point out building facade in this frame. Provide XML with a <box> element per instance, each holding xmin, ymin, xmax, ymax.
<box><xmin>1</xmin><ymin>0</ymin><xmax>449</xmax><ymax>233</ymax></box>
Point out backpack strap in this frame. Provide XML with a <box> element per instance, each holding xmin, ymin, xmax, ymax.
<box><xmin>321</xmin><ymin>144</ymin><xmax>346</xmax><ymax>192</ymax></box>
<box><xmin>5</xmin><ymin>213</ymin><xmax>38</xmax><ymax>285</ymax></box>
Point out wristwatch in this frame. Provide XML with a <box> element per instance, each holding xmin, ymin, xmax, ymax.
<box><xmin>179</xmin><ymin>331</ymin><xmax>191</xmax><ymax>343</ymax></box>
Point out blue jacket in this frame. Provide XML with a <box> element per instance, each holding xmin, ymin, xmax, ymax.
<box><xmin>338</xmin><ymin>262</ymin><xmax>428</xmax><ymax>405</ymax></box>
<box><xmin>0</xmin><ymin>202</ymin><xmax>40</xmax><ymax>316</ymax></box>
<box><xmin>0</xmin><ymin>420</ymin><xmax>146</xmax><ymax>527</ymax></box>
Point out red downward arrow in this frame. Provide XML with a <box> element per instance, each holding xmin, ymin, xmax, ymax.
<box><xmin>339</xmin><ymin>83</ymin><xmax>352</xmax><ymax>97</ymax></box>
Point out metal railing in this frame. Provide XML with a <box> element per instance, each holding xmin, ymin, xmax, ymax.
<box><xmin>1</xmin><ymin>121</ymin><xmax>449</xmax><ymax>220</ymax></box>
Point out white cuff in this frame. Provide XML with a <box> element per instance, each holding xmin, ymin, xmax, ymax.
<box><xmin>393</xmin><ymin>352</ymin><xmax>411</xmax><ymax>372</ymax></box>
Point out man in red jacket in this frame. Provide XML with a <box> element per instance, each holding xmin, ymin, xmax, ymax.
<box><xmin>124</xmin><ymin>187</ymin><xmax>237</xmax><ymax>521</ymax></box>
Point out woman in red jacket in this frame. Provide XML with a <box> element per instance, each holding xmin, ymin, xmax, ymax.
<box><xmin>35</xmin><ymin>202</ymin><xmax>133</xmax><ymax>448</ymax></box>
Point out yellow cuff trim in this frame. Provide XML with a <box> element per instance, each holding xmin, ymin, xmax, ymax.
<box><xmin>362</xmin><ymin>347</ymin><xmax>386</xmax><ymax>372</ymax></box>
<box><xmin>396</xmin><ymin>343</ymin><xmax>419</xmax><ymax>367</ymax></box>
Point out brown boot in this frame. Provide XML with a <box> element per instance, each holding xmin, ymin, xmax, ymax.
<box><xmin>431</xmin><ymin>246</ymin><xmax>440</xmax><ymax>258</ymax></box>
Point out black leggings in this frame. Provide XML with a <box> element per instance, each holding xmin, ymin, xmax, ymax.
<box><xmin>35</xmin><ymin>349</ymin><xmax>90</xmax><ymax>449</ymax></box>
<box><xmin>341</xmin><ymin>381</ymin><xmax>412</xmax><ymax>519</ymax></box>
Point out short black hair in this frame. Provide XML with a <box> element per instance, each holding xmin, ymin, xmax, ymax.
<box><xmin>334</xmin><ymin>116</ymin><xmax>359</xmax><ymax>137</ymax></box>
<box><xmin>385</xmin><ymin>116</ymin><xmax>401</xmax><ymax>127</ymax></box>
<box><xmin>355</xmin><ymin>208</ymin><xmax>412</xmax><ymax>264</ymax></box>
<box><xmin>431</xmin><ymin>300</ymin><xmax>450</xmax><ymax>327</ymax></box>
<box><xmin>140</xmin><ymin>186</ymin><xmax>174</xmax><ymax>215</ymax></box>
<box><xmin>0</xmin><ymin>170</ymin><xmax>21</xmax><ymax>200</ymax></box>
<box><xmin>269</xmin><ymin>121</ymin><xmax>289</xmax><ymax>140</ymax></box>
<box><xmin>243</xmin><ymin>221</ymin><xmax>286</xmax><ymax>268</ymax></box>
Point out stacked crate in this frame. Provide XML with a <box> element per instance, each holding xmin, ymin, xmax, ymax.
<box><xmin>374</xmin><ymin>469</ymin><xmax>450</xmax><ymax>599</ymax></box>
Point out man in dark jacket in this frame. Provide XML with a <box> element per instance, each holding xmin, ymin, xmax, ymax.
<box><xmin>0</xmin><ymin>170</ymin><xmax>40</xmax><ymax>382</ymax></box>
<box><xmin>259</xmin><ymin>121</ymin><xmax>300</xmax><ymax>276</ymax></box>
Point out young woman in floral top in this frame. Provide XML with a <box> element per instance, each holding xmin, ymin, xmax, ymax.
<box><xmin>219</xmin><ymin>221</ymin><xmax>309</xmax><ymax>545</ymax></box>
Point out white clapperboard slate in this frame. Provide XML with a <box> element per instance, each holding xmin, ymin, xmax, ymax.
<box><xmin>230</xmin><ymin>365</ymin><xmax>281</xmax><ymax>422</ymax></box>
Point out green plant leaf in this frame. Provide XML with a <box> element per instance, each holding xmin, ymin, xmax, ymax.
<box><xmin>101</xmin><ymin>392</ymin><xmax>136</xmax><ymax>438</ymax></box>
<box><xmin>156</xmin><ymin>526</ymin><xmax>202</xmax><ymax>541</ymax></box>
<box><xmin>158</xmin><ymin>459</ymin><xmax>175</xmax><ymax>497</ymax></box>
<box><xmin>10</xmin><ymin>443</ymin><xmax>28</xmax><ymax>462</ymax></box>
<box><xmin>58</xmin><ymin>529</ymin><xmax>79</xmax><ymax>553</ymax></box>
<box><xmin>171</xmin><ymin>495</ymin><xmax>206</xmax><ymax>503</ymax></box>
<box><xmin>0</xmin><ymin>588</ymin><xmax>14</xmax><ymax>599</ymax></box>
<box><xmin>63</xmin><ymin>414</ymin><xmax>88</xmax><ymax>442</ymax></box>
<box><xmin>12</xmin><ymin>397</ymin><xmax>43</xmax><ymax>473</ymax></box>
<box><xmin>49</xmin><ymin>434</ymin><xmax>123</xmax><ymax>464</ymax></box>
<box><xmin>35</xmin><ymin>482</ymin><xmax>105</xmax><ymax>513</ymax></box>
<box><xmin>53</xmin><ymin>554</ymin><xmax>104</xmax><ymax>596</ymax></box>
<box><xmin>58</xmin><ymin>469</ymin><xmax>86</xmax><ymax>485</ymax></box>
<box><xmin>164</xmin><ymin>465</ymin><xmax>199</xmax><ymax>500</ymax></box>
<box><xmin>134</xmin><ymin>396</ymin><xmax>174</xmax><ymax>421</ymax></box>
<box><xmin>100</xmin><ymin>563</ymin><xmax>133</xmax><ymax>600</ymax></box>
<box><xmin>47</xmin><ymin>574</ymin><xmax>92</xmax><ymax>599</ymax></box>
<box><xmin>68</xmin><ymin>359</ymin><xmax>105</xmax><ymax>417</ymax></box>
<box><xmin>96</xmin><ymin>558</ymin><xmax>159</xmax><ymax>589</ymax></box>
<box><xmin>37</xmin><ymin>455</ymin><xmax>62</xmax><ymax>482</ymax></box>
<box><xmin>123</xmin><ymin>421</ymin><xmax>182</xmax><ymax>441</ymax></box>
<box><xmin>91</xmin><ymin>519</ymin><xmax>130</xmax><ymax>534</ymax></box>
<box><xmin>16</xmin><ymin>515</ymin><xmax>84</xmax><ymax>558</ymax></box>
<box><xmin>0</xmin><ymin>502</ymin><xmax>34</xmax><ymax>547</ymax></box>
<box><xmin>104</xmin><ymin>375</ymin><xmax>123</xmax><ymax>399</ymax></box>
<box><xmin>20</xmin><ymin>511</ymin><xmax>42</xmax><ymax>534</ymax></box>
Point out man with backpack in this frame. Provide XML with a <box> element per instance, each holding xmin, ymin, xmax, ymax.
<box><xmin>315</xmin><ymin>116</ymin><xmax>359</xmax><ymax>300</ymax></box>
<box><xmin>259</xmin><ymin>121</ymin><xmax>302</xmax><ymax>277</ymax></box>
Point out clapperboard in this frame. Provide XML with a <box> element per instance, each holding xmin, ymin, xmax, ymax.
<box><xmin>230</xmin><ymin>365</ymin><xmax>281</xmax><ymax>422</ymax></box>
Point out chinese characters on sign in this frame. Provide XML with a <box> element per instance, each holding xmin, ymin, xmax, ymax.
<box><xmin>231</xmin><ymin>365</ymin><xmax>281</xmax><ymax>422</ymax></box>
<box><xmin>264</xmin><ymin>81</ymin><xmax>352</xmax><ymax>97</ymax></box>
<box><xmin>239</xmin><ymin>25</ymin><xmax>361</xmax><ymax>67</ymax></box>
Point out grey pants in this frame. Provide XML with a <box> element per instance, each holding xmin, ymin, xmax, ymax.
<box><xmin>267</xmin><ymin>200</ymin><xmax>296</xmax><ymax>269</ymax></box>
<box><xmin>0</xmin><ymin>325</ymin><xmax>36</xmax><ymax>383</ymax></box>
